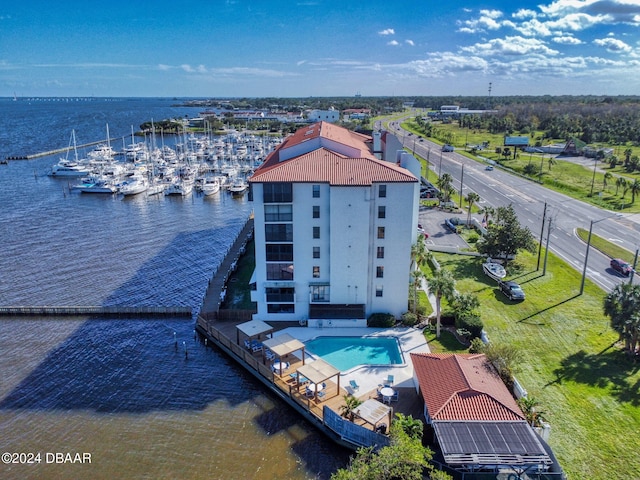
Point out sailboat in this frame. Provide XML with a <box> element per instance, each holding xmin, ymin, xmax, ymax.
<box><xmin>49</xmin><ymin>130</ymin><xmax>91</xmax><ymax>177</ymax></box>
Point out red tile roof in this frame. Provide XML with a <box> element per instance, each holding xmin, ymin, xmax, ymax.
<box><xmin>411</xmin><ymin>352</ymin><xmax>525</xmax><ymax>422</ymax></box>
<box><xmin>249</xmin><ymin>122</ymin><xmax>416</xmax><ymax>185</ymax></box>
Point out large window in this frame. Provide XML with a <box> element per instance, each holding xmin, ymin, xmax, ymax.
<box><xmin>377</xmin><ymin>226</ymin><xmax>385</xmax><ymax>239</ymax></box>
<box><xmin>264</xmin><ymin>204</ymin><xmax>292</xmax><ymax>222</ymax></box>
<box><xmin>312</xmin><ymin>205</ymin><xmax>320</xmax><ymax>218</ymax></box>
<box><xmin>265</xmin><ymin>287</ymin><xmax>295</xmax><ymax>303</ymax></box>
<box><xmin>376</xmin><ymin>266</ymin><xmax>384</xmax><ymax>278</ymax></box>
<box><xmin>379</xmin><ymin>184</ymin><xmax>387</xmax><ymax>198</ymax></box>
<box><xmin>313</xmin><ymin>266</ymin><xmax>320</xmax><ymax>278</ymax></box>
<box><xmin>378</xmin><ymin>206</ymin><xmax>386</xmax><ymax>219</ymax></box>
<box><xmin>310</xmin><ymin>285</ymin><xmax>330</xmax><ymax>302</ymax></box>
<box><xmin>377</xmin><ymin>246</ymin><xmax>385</xmax><ymax>259</ymax></box>
<box><xmin>266</xmin><ymin>244</ymin><xmax>293</xmax><ymax>261</ymax></box>
<box><xmin>376</xmin><ymin>285</ymin><xmax>383</xmax><ymax>297</ymax></box>
<box><xmin>263</xmin><ymin>183</ymin><xmax>292</xmax><ymax>203</ymax></box>
<box><xmin>313</xmin><ymin>226</ymin><xmax>320</xmax><ymax>239</ymax></box>
<box><xmin>265</xmin><ymin>224</ymin><xmax>293</xmax><ymax>242</ymax></box>
<box><xmin>312</xmin><ymin>184</ymin><xmax>320</xmax><ymax>198</ymax></box>
<box><xmin>313</xmin><ymin>246</ymin><xmax>320</xmax><ymax>258</ymax></box>
<box><xmin>267</xmin><ymin>304</ymin><xmax>295</xmax><ymax>313</ymax></box>
<box><xmin>266</xmin><ymin>263</ymin><xmax>293</xmax><ymax>280</ymax></box>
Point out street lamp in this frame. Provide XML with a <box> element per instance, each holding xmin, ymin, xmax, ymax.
<box><xmin>580</xmin><ymin>214</ymin><xmax>622</xmax><ymax>295</ymax></box>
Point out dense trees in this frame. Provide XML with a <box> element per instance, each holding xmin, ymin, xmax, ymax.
<box><xmin>604</xmin><ymin>283</ymin><xmax>640</xmax><ymax>357</ymax></box>
<box><xmin>477</xmin><ymin>204</ymin><xmax>536</xmax><ymax>263</ymax></box>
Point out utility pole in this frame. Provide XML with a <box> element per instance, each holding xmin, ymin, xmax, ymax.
<box><xmin>537</xmin><ymin>202</ymin><xmax>547</xmax><ymax>270</ymax></box>
<box><xmin>543</xmin><ymin>217</ymin><xmax>552</xmax><ymax>276</ymax></box>
<box><xmin>459</xmin><ymin>164</ymin><xmax>464</xmax><ymax>209</ymax></box>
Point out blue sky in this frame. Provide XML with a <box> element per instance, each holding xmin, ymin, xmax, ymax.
<box><xmin>2</xmin><ymin>0</ymin><xmax>640</xmax><ymax>97</ymax></box>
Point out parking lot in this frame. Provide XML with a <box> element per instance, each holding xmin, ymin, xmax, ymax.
<box><xmin>418</xmin><ymin>205</ymin><xmax>471</xmax><ymax>250</ymax></box>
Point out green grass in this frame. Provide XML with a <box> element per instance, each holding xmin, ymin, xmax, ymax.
<box><xmin>431</xmin><ymin>249</ymin><xmax>640</xmax><ymax>479</ymax></box>
<box><xmin>576</xmin><ymin>228</ymin><xmax>637</xmax><ymax>265</ymax></box>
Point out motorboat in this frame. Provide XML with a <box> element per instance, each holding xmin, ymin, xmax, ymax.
<box><xmin>482</xmin><ymin>258</ymin><xmax>506</xmax><ymax>281</ymax></box>
<box><xmin>164</xmin><ymin>178</ymin><xmax>194</xmax><ymax>196</ymax></box>
<box><xmin>119</xmin><ymin>175</ymin><xmax>149</xmax><ymax>196</ymax></box>
<box><xmin>74</xmin><ymin>176</ymin><xmax>118</xmax><ymax>194</ymax></box>
<box><xmin>201</xmin><ymin>177</ymin><xmax>221</xmax><ymax>196</ymax></box>
<box><xmin>49</xmin><ymin>159</ymin><xmax>92</xmax><ymax>177</ymax></box>
<box><xmin>228</xmin><ymin>177</ymin><xmax>248</xmax><ymax>196</ymax></box>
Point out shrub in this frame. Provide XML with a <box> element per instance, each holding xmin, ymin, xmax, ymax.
<box><xmin>469</xmin><ymin>337</ymin><xmax>485</xmax><ymax>353</ymax></box>
<box><xmin>401</xmin><ymin>311</ymin><xmax>418</xmax><ymax>327</ymax></box>
<box><xmin>368</xmin><ymin>312</ymin><xmax>395</xmax><ymax>328</ymax></box>
<box><xmin>455</xmin><ymin>311</ymin><xmax>484</xmax><ymax>339</ymax></box>
<box><xmin>467</xmin><ymin>232</ymin><xmax>480</xmax><ymax>244</ymax></box>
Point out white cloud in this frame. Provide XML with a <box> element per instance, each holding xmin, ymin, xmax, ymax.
<box><xmin>387</xmin><ymin>40</ymin><xmax>399</xmax><ymax>46</ymax></box>
<box><xmin>593</xmin><ymin>37</ymin><xmax>633</xmax><ymax>52</ymax></box>
<box><xmin>513</xmin><ymin>9</ymin><xmax>537</xmax><ymax>19</ymax></box>
<box><xmin>405</xmin><ymin>39</ymin><xmax>415</xmax><ymax>46</ymax></box>
<box><xmin>540</xmin><ymin>0</ymin><xmax>640</xmax><ymax>25</ymax></box>
<box><xmin>552</xmin><ymin>35</ymin><xmax>584</xmax><ymax>44</ymax></box>
<box><xmin>461</xmin><ymin>36</ymin><xmax>560</xmax><ymax>56</ymax></box>
<box><xmin>513</xmin><ymin>18</ymin><xmax>553</xmax><ymax>36</ymax></box>
<box><xmin>378</xmin><ymin>28</ymin><xmax>395</xmax><ymax>35</ymax></box>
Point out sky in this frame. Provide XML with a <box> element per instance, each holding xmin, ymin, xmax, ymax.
<box><xmin>1</xmin><ymin>0</ymin><xmax>640</xmax><ymax>98</ymax></box>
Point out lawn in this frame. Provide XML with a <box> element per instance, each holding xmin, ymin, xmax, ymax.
<box><xmin>431</xmin><ymin>249</ymin><xmax>640</xmax><ymax>479</ymax></box>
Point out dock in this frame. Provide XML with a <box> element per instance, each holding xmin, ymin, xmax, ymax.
<box><xmin>5</xmin><ymin>138</ymin><xmax>120</xmax><ymax>160</ymax></box>
<box><xmin>0</xmin><ymin>305</ymin><xmax>192</xmax><ymax>318</ymax></box>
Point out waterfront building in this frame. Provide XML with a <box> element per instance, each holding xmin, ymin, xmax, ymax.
<box><xmin>248</xmin><ymin>122</ymin><xmax>421</xmax><ymax>326</ymax></box>
<box><xmin>306</xmin><ymin>108</ymin><xmax>340</xmax><ymax>123</ymax></box>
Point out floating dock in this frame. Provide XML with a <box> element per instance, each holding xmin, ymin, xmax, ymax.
<box><xmin>5</xmin><ymin>138</ymin><xmax>120</xmax><ymax>160</ymax></box>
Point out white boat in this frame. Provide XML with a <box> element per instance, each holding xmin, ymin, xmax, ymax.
<box><xmin>228</xmin><ymin>177</ymin><xmax>248</xmax><ymax>196</ymax></box>
<box><xmin>164</xmin><ymin>177</ymin><xmax>194</xmax><ymax>196</ymax></box>
<box><xmin>119</xmin><ymin>175</ymin><xmax>149</xmax><ymax>196</ymax></box>
<box><xmin>482</xmin><ymin>258</ymin><xmax>507</xmax><ymax>281</ymax></box>
<box><xmin>146</xmin><ymin>181</ymin><xmax>165</xmax><ymax>196</ymax></box>
<box><xmin>49</xmin><ymin>130</ymin><xmax>91</xmax><ymax>177</ymax></box>
<box><xmin>201</xmin><ymin>177</ymin><xmax>221</xmax><ymax>196</ymax></box>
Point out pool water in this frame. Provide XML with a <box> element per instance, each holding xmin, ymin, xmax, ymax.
<box><xmin>304</xmin><ymin>336</ymin><xmax>403</xmax><ymax>371</ymax></box>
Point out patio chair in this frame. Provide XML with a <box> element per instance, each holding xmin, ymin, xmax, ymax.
<box><xmin>251</xmin><ymin>342</ymin><xmax>263</xmax><ymax>353</ymax></box>
<box><xmin>391</xmin><ymin>390</ymin><xmax>399</xmax><ymax>402</ymax></box>
<box><xmin>243</xmin><ymin>339</ymin><xmax>252</xmax><ymax>350</ymax></box>
<box><xmin>317</xmin><ymin>390</ymin><xmax>326</xmax><ymax>401</ymax></box>
<box><xmin>385</xmin><ymin>375</ymin><xmax>394</xmax><ymax>386</ymax></box>
<box><xmin>349</xmin><ymin>380</ymin><xmax>360</xmax><ymax>391</ymax></box>
<box><xmin>265</xmin><ymin>349</ymin><xmax>276</xmax><ymax>361</ymax></box>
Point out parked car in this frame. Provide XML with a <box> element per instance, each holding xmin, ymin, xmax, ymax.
<box><xmin>498</xmin><ymin>280</ymin><xmax>525</xmax><ymax>301</ymax></box>
<box><xmin>444</xmin><ymin>218</ymin><xmax>457</xmax><ymax>232</ymax></box>
<box><xmin>442</xmin><ymin>144</ymin><xmax>455</xmax><ymax>152</ymax></box>
<box><xmin>610</xmin><ymin>258</ymin><xmax>632</xmax><ymax>276</ymax></box>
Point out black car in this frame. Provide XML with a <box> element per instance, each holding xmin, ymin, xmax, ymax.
<box><xmin>498</xmin><ymin>280</ymin><xmax>525</xmax><ymax>301</ymax></box>
<box><xmin>610</xmin><ymin>258</ymin><xmax>632</xmax><ymax>276</ymax></box>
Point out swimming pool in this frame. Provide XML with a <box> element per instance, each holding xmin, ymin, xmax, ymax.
<box><xmin>304</xmin><ymin>336</ymin><xmax>404</xmax><ymax>372</ymax></box>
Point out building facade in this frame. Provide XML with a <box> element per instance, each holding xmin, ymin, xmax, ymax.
<box><xmin>248</xmin><ymin>122</ymin><xmax>420</xmax><ymax>326</ymax></box>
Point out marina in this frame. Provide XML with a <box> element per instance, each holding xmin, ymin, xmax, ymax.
<box><xmin>0</xmin><ymin>97</ymin><xmax>349</xmax><ymax>480</ymax></box>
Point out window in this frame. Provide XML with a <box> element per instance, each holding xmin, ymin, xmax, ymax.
<box><xmin>376</xmin><ymin>286</ymin><xmax>383</xmax><ymax>297</ymax></box>
<box><xmin>310</xmin><ymin>285</ymin><xmax>329</xmax><ymax>302</ymax></box>
<box><xmin>376</xmin><ymin>266</ymin><xmax>384</xmax><ymax>278</ymax></box>
<box><xmin>263</xmin><ymin>183</ymin><xmax>292</xmax><ymax>203</ymax></box>
<box><xmin>377</xmin><ymin>246</ymin><xmax>384</xmax><ymax>259</ymax></box>
<box><xmin>312</xmin><ymin>184</ymin><xmax>320</xmax><ymax>198</ymax></box>
<box><xmin>265</xmin><ymin>224</ymin><xmax>293</xmax><ymax>242</ymax></box>
<box><xmin>266</xmin><ymin>244</ymin><xmax>293</xmax><ymax>261</ymax></box>
<box><xmin>379</xmin><ymin>184</ymin><xmax>387</xmax><ymax>198</ymax></box>
<box><xmin>266</xmin><ymin>263</ymin><xmax>293</xmax><ymax>280</ymax></box>
<box><xmin>313</xmin><ymin>246</ymin><xmax>320</xmax><ymax>259</ymax></box>
<box><xmin>264</xmin><ymin>204</ymin><xmax>292</xmax><ymax>222</ymax></box>
<box><xmin>313</xmin><ymin>266</ymin><xmax>320</xmax><ymax>278</ymax></box>
<box><xmin>312</xmin><ymin>205</ymin><xmax>320</xmax><ymax>218</ymax></box>
<box><xmin>377</xmin><ymin>226</ymin><xmax>385</xmax><ymax>239</ymax></box>
<box><xmin>378</xmin><ymin>206</ymin><xmax>386</xmax><ymax>219</ymax></box>
<box><xmin>265</xmin><ymin>287</ymin><xmax>295</xmax><ymax>302</ymax></box>
<box><xmin>267</xmin><ymin>304</ymin><xmax>295</xmax><ymax>313</ymax></box>
<box><xmin>313</xmin><ymin>226</ymin><xmax>320</xmax><ymax>239</ymax></box>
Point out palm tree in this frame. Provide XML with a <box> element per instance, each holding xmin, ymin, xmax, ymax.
<box><xmin>631</xmin><ymin>179</ymin><xmax>640</xmax><ymax>203</ymax></box>
<box><xmin>411</xmin><ymin>240</ymin><xmax>430</xmax><ymax>315</ymax></box>
<box><xmin>481</xmin><ymin>205</ymin><xmax>495</xmax><ymax>226</ymax></box>
<box><xmin>547</xmin><ymin>157</ymin><xmax>556</xmax><ymax>171</ymax></box>
<box><xmin>517</xmin><ymin>397</ymin><xmax>547</xmax><ymax>427</ymax></box>
<box><xmin>623</xmin><ymin>147</ymin><xmax>632</xmax><ymax>168</ymax></box>
<box><xmin>411</xmin><ymin>268</ymin><xmax>428</xmax><ymax>316</ymax></box>
<box><xmin>428</xmin><ymin>269</ymin><xmax>455</xmax><ymax>338</ymax></box>
<box><xmin>615</xmin><ymin>176</ymin><xmax>626</xmax><ymax>196</ymax></box>
<box><xmin>437</xmin><ymin>173</ymin><xmax>454</xmax><ymax>203</ymax></box>
<box><xmin>603</xmin><ymin>171</ymin><xmax>613</xmax><ymax>192</ymax></box>
<box><xmin>465</xmin><ymin>192</ymin><xmax>480</xmax><ymax>227</ymax></box>
<box><xmin>339</xmin><ymin>394</ymin><xmax>363</xmax><ymax>421</ymax></box>
<box><xmin>604</xmin><ymin>283</ymin><xmax>640</xmax><ymax>357</ymax></box>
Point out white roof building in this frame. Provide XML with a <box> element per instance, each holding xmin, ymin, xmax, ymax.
<box><xmin>248</xmin><ymin>122</ymin><xmax>420</xmax><ymax>326</ymax></box>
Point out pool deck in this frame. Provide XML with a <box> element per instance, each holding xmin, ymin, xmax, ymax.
<box><xmin>278</xmin><ymin>327</ymin><xmax>430</xmax><ymax>397</ymax></box>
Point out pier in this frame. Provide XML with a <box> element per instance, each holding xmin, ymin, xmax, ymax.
<box><xmin>0</xmin><ymin>305</ymin><xmax>192</xmax><ymax>318</ymax></box>
<box><xmin>5</xmin><ymin>138</ymin><xmax>120</xmax><ymax>160</ymax></box>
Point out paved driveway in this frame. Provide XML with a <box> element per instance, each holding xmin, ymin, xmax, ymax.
<box><xmin>419</xmin><ymin>206</ymin><xmax>470</xmax><ymax>250</ymax></box>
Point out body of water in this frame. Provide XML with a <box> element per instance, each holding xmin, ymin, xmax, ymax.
<box><xmin>0</xmin><ymin>97</ymin><xmax>349</xmax><ymax>479</ymax></box>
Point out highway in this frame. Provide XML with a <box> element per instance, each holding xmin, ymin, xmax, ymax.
<box><xmin>385</xmin><ymin>118</ymin><xmax>640</xmax><ymax>293</ymax></box>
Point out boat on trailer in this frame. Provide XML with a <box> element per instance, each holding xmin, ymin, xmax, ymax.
<box><xmin>482</xmin><ymin>258</ymin><xmax>506</xmax><ymax>281</ymax></box>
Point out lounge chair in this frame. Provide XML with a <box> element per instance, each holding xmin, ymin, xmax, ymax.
<box><xmin>265</xmin><ymin>349</ymin><xmax>276</xmax><ymax>361</ymax></box>
<box><xmin>251</xmin><ymin>341</ymin><xmax>263</xmax><ymax>353</ymax></box>
<box><xmin>385</xmin><ymin>375</ymin><xmax>394</xmax><ymax>386</ymax></box>
<box><xmin>243</xmin><ymin>339</ymin><xmax>252</xmax><ymax>349</ymax></box>
<box><xmin>349</xmin><ymin>380</ymin><xmax>360</xmax><ymax>391</ymax></box>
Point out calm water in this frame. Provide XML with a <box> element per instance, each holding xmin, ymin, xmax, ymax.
<box><xmin>0</xmin><ymin>98</ymin><xmax>349</xmax><ymax>479</ymax></box>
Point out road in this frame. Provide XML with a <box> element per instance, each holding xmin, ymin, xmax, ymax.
<box><xmin>385</xmin><ymin>118</ymin><xmax>640</xmax><ymax>293</ymax></box>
